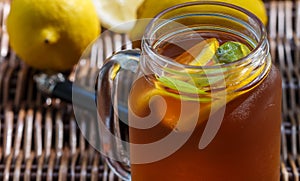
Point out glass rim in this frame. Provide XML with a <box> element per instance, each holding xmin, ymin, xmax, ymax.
<box><xmin>142</xmin><ymin>1</ymin><xmax>268</xmax><ymax>70</ymax></box>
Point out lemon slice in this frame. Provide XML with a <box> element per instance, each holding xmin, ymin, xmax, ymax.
<box><xmin>175</xmin><ymin>38</ymin><xmax>219</xmax><ymax>66</ymax></box>
<box><xmin>93</xmin><ymin>0</ymin><xmax>143</xmax><ymax>33</ymax></box>
<box><xmin>130</xmin><ymin>86</ymin><xmax>211</xmax><ymax>132</ymax></box>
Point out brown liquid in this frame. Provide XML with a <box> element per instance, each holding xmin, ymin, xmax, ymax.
<box><xmin>128</xmin><ymin>32</ymin><xmax>282</xmax><ymax>181</ymax></box>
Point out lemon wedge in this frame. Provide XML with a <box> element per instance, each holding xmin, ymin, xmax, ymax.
<box><xmin>175</xmin><ymin>38</ymin><xmax>219</xmax><ymax>66</ymax></box>
<box><xmin>93</xmin><ymin>0</ymin><xmax>143</xmax><ymax>33</ymax></box>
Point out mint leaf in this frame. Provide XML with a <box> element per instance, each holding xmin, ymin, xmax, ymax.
<box><xmin>215</xmin><ymin>41</ymin><xmax>251</xmax><ymax>63</ymax></box>
<box><xmin>157</xmin><ymin>76</ymin><xmax>207</xmax><ymax>95</ymax></box>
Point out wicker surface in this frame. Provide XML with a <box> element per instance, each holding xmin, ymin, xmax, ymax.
<box><xmin>0</xmin><ymin>0</ymin><xmax>298</xmax><ymax>180</ymax></box>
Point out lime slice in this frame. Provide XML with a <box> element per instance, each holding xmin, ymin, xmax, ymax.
<box><xmin>175</xmin><ymin>38</ymin><xmax>219</xmax><ymax>66</ymax></box>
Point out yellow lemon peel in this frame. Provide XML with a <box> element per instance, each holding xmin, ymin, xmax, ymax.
<box><xmin>7</xmin><ymin>0</ymin><xmax>101</xmax><ymax>71</ymax></box>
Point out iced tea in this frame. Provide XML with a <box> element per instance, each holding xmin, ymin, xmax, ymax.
<box><xmin>128</xmin><ymin>30</ymin><xmax>282</xmax><ymax>181</ymax></box>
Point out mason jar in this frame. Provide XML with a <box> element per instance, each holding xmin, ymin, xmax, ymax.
<box><xmin>95</xmin><ymin>2</ymin><xmax>282</xmax><ymax>181</ymax></box>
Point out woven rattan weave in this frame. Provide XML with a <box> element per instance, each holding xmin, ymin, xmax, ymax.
<box><xmin>0</xmin><ymin>0</ymin><xmax>298</xmax><ymax>180</ymax></box>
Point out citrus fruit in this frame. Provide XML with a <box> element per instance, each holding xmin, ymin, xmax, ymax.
<box><xmin>130</xmin><ymin>85</ymin><xmax>207</xmax><ymax>132</ymax></box>
<box><xmin>129</xmin><ymin>0</ymin><xmax>267</xmax><ymax>42</ymax></box>
<box><xmin>175</xmin><ymin>38</ymin><xmax>219</xmax><ymax>66</ymax></box>
<box><xmin>7</xmin><ymin>0</ymin><xmax>101</xmax><ymax>71</ymax></box>
<box><xmin>93</xmin><ymin>0</ymin><xmax>143</xmax><ymax>33</ymax></box>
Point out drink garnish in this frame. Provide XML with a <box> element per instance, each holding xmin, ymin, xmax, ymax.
<box><xmin>152</xmin><ymin>40</ymin><xmax>253</xmax><ymax>130</ymax></box>
<box><xmin>155</xmin><ymin>39</ymin><xmax>252</xmax><ymax>102</ymax></box>
<box><xmin>156</xmin><ymin>76</ymin><xmax>207</xmax><ymax>95</ymax></box>
<box><xmin>176</xmin><ymin>38</ymin><xmax>219</xmax><ymax>66</ymax></box>
<box><xmin>215</xmin><ymin>41</ymin><xmax>251</xmax><ymax>63</ymax></box>
<box><xmin>153</xmin><ymin>39</ymin><xmax>218</xmax><ymax>98</ymax></box>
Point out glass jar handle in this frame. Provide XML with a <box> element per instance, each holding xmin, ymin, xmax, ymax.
<box><xmin>97</xmin><ymin>49</ymin><xmax>140</xmax><ymax>181</ymax></box>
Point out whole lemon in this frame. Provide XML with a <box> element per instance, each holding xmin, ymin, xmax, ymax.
<box><xmin>7</xmin><ymin>0</ymin><xmax>101</xmax><ymax>71</ymax></box>
<box><xmin>129</xmin><ymin>0</ymin><xmax>267</xmax><ymax>42</ymax></box>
